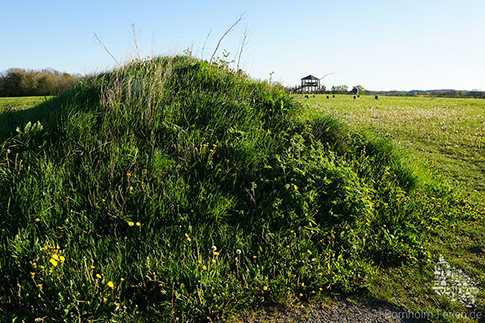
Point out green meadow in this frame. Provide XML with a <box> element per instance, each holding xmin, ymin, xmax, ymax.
<box><xmin>0</xmin><ymin>57</ymin><xmax>483</xmax><ymax>322</ymax></box>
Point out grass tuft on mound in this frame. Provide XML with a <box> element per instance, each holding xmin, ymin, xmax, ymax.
<box><xmin>0</xmin><ymin>55</ymin><xmax>464</xmax><ymax>322</ymax></box>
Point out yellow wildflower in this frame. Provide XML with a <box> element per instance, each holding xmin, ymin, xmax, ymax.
<box><xmin>49</xmin><ymin>258</ymin><xmax>58</xmax><ymax>267</ymax></box>
<box><xmin>128</xmin><ymin>221</ymin><xmax>135</xmax><ymax>226</ymax></box>
<box><xmin>107</xmin><ymin>281</ymin><xmax>114</xmax><ymax>289</ymax></box>
<box><xmin>96</xmin><ymin>274</ymin><xmax>101</xmax><ymax>279</ymax></box>
<box><xmin>263</xmin><ymin>286</ymin><xmax>268</xmax><ymax>291</ymax></box>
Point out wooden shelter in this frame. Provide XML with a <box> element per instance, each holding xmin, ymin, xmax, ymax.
<box><xmin>301</xmin><ymin>75</ymin><xmax>320</xmax><ymax>93</ymax></box>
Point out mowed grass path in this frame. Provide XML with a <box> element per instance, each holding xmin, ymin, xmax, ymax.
<box><xmin>300</xmin><ymin>95</ymin><xmax>485</xmax><ymax>198</ymax></box>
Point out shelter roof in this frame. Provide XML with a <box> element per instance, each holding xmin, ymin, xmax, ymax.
<box><xmin>301</xmin><ymin>75</ymin><xmax>319</xmax><ymax>80</ymax></box>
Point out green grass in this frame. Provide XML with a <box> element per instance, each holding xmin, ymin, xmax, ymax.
<box><xmin>298</xmin><ymin>94</ymin><xmax>485</xmax><ymax>322</ymax></box>
<box><xmin>0</xmin><ymin>59</ymin><xmax>478</xmax><ymax>322</ymax></box>
<box><xmin>0</xmin><ymin>96</ymin><xmax>50</xmax><ymax>111</ymax></box>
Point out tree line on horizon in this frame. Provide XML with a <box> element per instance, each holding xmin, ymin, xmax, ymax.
<box><xmin>0</xmin><ymin>68</ymin><xmax>83</xmax><ymax>97</ymax></box>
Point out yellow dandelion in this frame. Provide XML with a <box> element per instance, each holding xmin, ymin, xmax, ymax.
<box><xmin>263</xmin><ymin>286</ymin><xmax>268</xmax><ymax>291</ymax></box>
<box><xmin>91</xmin><ymin>265</ymin><xmax>95</xmax><ymax>269</ymax></box>
<box><xmin>49</xmin><ymin>258</ymin><xmax>58</xmax><ymax>267</ymax></box>
<box><xmin>253</xmin><ymin>256</ymin><xmax>257</xmax><ymax>259</ymax></box>
<box><xmin>59</xmin><ymin>256</ymin><xmax>65</xmax><ymax>263</ymax></box>
<box><xmin>185</xmin><ymin>233</ymin><xmax>191</xmax><ymax>242</ymax></box>
<box><xmin>107</xmin><ymin>281</ymin><xmax>114</xmax><ymax>289</ymax></box>
<box><xmin>211</xmin><ymin>259</ymin><xmax>216</xmax><ymax>264</ymax></box>
<box><xmin>120</xmin><ymin>278</ymin><xmax>125</xmax><ymax>281</ymax></box>
<box><xmin>213</xmin><ymin>251</ymin><xmax>219</xmax><ymax>256</ymax></box>
<box><xmin>307</xmin><ymin>250</ymin><xmax>312</xmax><ymax>255</ymax></box>
<box><xmin>35</xmin><ymin>218</ymin><xmax>40</xmax><ymax>222</ymax></box>
<box><xmin>128</xmin><ymin>221</ymin><xmax>135</xmax><ymax>226</ymax></box>
<box><xmin>96</xmin><ymin>274</ymin><xmax>101</xmax><ymax>279</ymax></box>
<box><xmin>51</xmin><ymin>254</ymin><xmax>59</xmax><ymax>261</ymax></box>
<box><xmin>127</xmin><ymin>173</ymin><xmax>131</xmax><ymax>177</ymax></box>
<box><xmin>202</xmin><ymin>265</ymin><xmax>207</xmax><ymax>270</ymax></box>
<box><xmin>301</xmin><ymin>282</ymin><xmax>305</xmax><ymax>287</ymax></box>
<box><xmin>136</xmin><ymin>222</ymin><xmax>141</xmax><ymax>227</ymax></box>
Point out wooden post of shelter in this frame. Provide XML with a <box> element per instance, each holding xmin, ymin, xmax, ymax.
<box><xmin>301</xmin><ymin>75</ymin><xmax>320</xmax><ymax>93</ymax></box>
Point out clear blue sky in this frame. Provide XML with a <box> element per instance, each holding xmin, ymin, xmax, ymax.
<box><xmin>2</xmin><ymin>0</ymin><xmax>484</xmax><ymax>91</ymax></box>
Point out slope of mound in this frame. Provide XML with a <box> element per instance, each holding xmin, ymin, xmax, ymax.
<box><xmin>0</xmin><ymin>56</ymin><xmax>462</xmax><ymax>322</ymax></box>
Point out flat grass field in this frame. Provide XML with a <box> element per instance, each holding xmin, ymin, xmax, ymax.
<box><xmin>0</xmin><ymin>96</ymin><xmax>50</xmax><ymax>111</ymax></box>
<box><xmin>299</xmin><ymin>95</ymin><xmax>485</xmax><ymax>198</ymax></box>
<box><xmin>298</xmin><ymin>94</ymin><xmax>485</xmax><ymax>319</ymax></box>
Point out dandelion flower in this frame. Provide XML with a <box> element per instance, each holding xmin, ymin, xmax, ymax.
<box><xmin>120</xmin><ymin>278</ymin><xmax>125</xmax><ymax>281</ymax></box>
<box><xmin>307</xmin><ymin>250</ymin><xmax>312</xmax><ymax>255</ymax></box>
<box><xmin>211</xmin><ymin>259</ymin><xmax>216</xmax><ymax>264</ymax></box>
<box><xmin>51</xmin><ymin>254</ymin><xmax>59</xmax><ymax>261</ymax></box>
<box><xmin>213</xmin><ymin>251</ymin><xmax>219</xmax><ymax>256</ymax></box>
<box><xmin>59</xmin><ymin>256</ymin><xmax>65</xmax><ymax>263</ymax></box>
<box><xmin>49</xmin><ymin>258</ymin><xmax>58</xmax><ymax>267</ymax></box>
<box><xmin>202</xmin><ymin>265</ymin><xmax>207</xmax><ymax>270</ymax></box>
<box><xmin>35</xmin><ymin>218</ymin><xmax>40</xmax><ymax>222</ymax></box>
<box><xmin>128</xmin><ymin>221</ymin><xmax>135</xmax><ymax>226</ymax></box>
<box><xmin>185</xmin><ymin>233</ymin><xmax>191</xmax><ymax>242</ymax></box>
<box><xmin>96</xmin><ymin>274</ymin><xmax>101</xmax><ymax>279</ymax></box>
<box><xmin>107</xmin><ymin>281</ymin><xmax>114</xmax><ymax>289</ymax></box>
<box><xmin>253</xmin><ymin>256</ymin><xmax>257</xmax><ymax>259</ymax></box>
<box><xmin>236</xmin><ymin>249</ymin><xmax>241</xmax><ymax>255</ymax></box>
<box><xmin>263</xmin><ymin>286</ymin><xmax>268</xmax><ymax>291</ymax></box>
<box><xmin>136</xmin><ymin>222</ymin><xmax>141</xmax><ymax>227</ymax></box>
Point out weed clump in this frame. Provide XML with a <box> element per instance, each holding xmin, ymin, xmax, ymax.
<box><xmin>0</xmin><ymin>55</ymin><xmax>463</xmax><ymax>322</ymax></box>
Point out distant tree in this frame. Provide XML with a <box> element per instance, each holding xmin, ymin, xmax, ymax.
<box><xmin>331</xmin><ymin>85</ymin><xmax>348</xmax><ymax>94</ymax></box>
<box><xmin>0</xmin><ymin>68</ymin><xmax>83</xmax><ymax>97</ymax></box>
<box><xmin>354</xmin><ymin>85</ymin><xmax>366</xmax><ymax>95</ymax></box>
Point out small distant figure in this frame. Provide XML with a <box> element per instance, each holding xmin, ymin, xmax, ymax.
<box><xmin>326</xmin><ymin>95</ymin><xmax>329</xmax><ymax>99</ymax></box>
<box><xmin>351</xmin><ymin>87</ymin><xmax>359</xmax><ymax>96</ymax></box>
<box><xmin>313</xmin><ymin>95</ymin><xmax>315</xmax><ymax>98</ymax></box>
<box><xmin>353</xmin><ymin>96</ymin><xmax>356</xmax><ymax>99</ymax></box>
<box><xmin>305</xmin><ymin>95</ymin><xmax>309</xmax><ymax>99</ymax></box>
<box><xmin>375</xmin><ymin>95</ymin><xmax>379</xmax><ymax>100</ymax></box>
<box><xmin>332</xmin><ymin>95</ymin><xmax>335</xmax><ymax>98</ymax></box>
